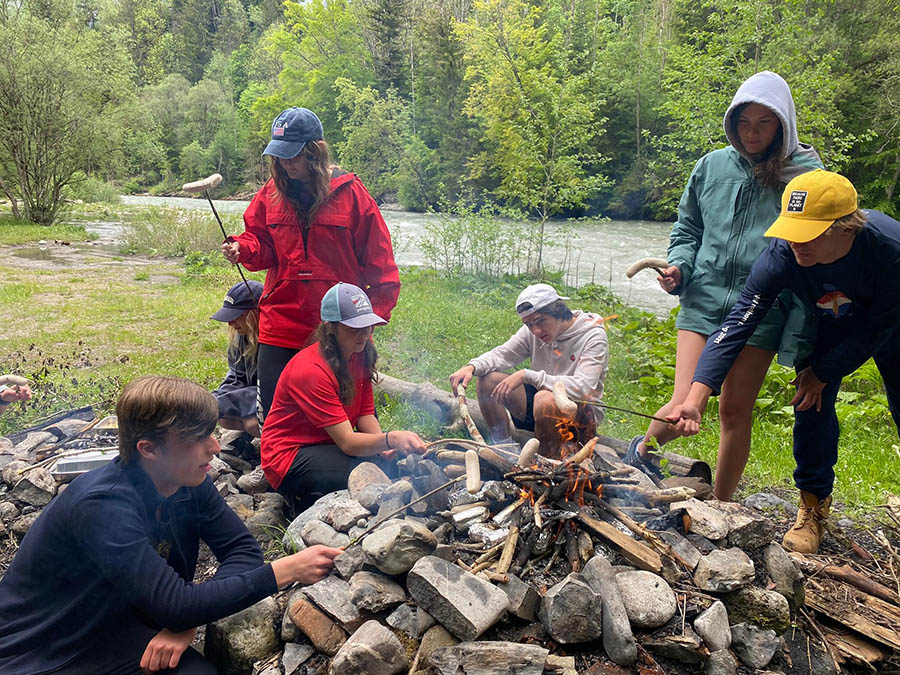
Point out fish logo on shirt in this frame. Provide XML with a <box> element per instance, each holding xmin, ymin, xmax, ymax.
<box><xmin>816</xmin><ymin>290</ymin><xmax>852</xmax><ymax>317</ymax></box>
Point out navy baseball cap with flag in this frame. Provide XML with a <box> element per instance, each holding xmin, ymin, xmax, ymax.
<box><xmin>211</xmin><ymin>281</ymin><xmax>263</xmax><ymax>322</ymax></box>
<box><xmin>263</xmin><ymin>107</ymin><xmax>324</xmax><ymax>159</ymax></box>
<box><xmin>320</xmin><ymin>283</ymin><xmax>387</xmax><ymax>329</ymax></box>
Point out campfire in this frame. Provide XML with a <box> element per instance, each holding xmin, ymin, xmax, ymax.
<box><xmin>4</xmin><ymin>390</ymin><xmax>900</xmax><ymax>674</ymax></box>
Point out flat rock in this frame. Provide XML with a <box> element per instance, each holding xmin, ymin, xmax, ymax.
<box><xmin>498</xmin><ymin>573</ymin><xmax>540</xmax><ymax>622</ymax></box>
<box><xmin>693</xmin><ymin>548</ymin><xmax>755</xmax><ymax>592</ymax></box>
<box><xmin>730</xmin><ymin>622</ymin><xmax>780</xmax><ymax>669</ymax></box>
<box><xmin>1</xmin><ymin>460</ymin><xmax>28</xmax><ymax>488</ymax></box>
<box><xmin>281</xmin><ymin>643</ymin><xmax>314</xmax><ymax>675</ymax></box>
<box><xmin>10</xmin><ymin>468</ymin><xmax>56</xmax><ymax>506</ymax></box>
<box><xmin>407</xmin><ymin>555</ymin><xmax>509</xmax><ymax>641</ymax></box>
<box><xmin>581</xmin><ymin>555</ymin><xmax>636</xmax><ymax>666</ymax></box>
<box><xmin>0</xmin><ymin>501</ymin><xmax>20</xmax><ymax>522</ymax></box>
<box><xmin>330</xmin><ymin>619</ymin><xmax>408</xmax><ymax>675</ymax></box>
<box><xmin>386</xmin><ymin>602</ymin><xmax>417</xmax><ymax>638</ymax></box>
<box><xmin>669</xmin><ymin>499</ymin><xmax>730</xmax><ymax>540</ymax></box>
<box><xmin>693</xmin><ymin>600</ymin><xmax>731</xmax><ymax>651</ymax></box>
<box><xmin>350</xmin><ymin>570</ymin><xmax>407</xmax><ymax>613</ymax></box>
<box><xmin>282</xmin><ymin>491</ymin><xmax>351</xmax><ymax>552</ymax></box>
<box><xmin>644</xmin><ymin>628</ymin><xmax>708</xmax><ymax>664</ymax></box>
<box><xmin>743</xmin><ymin>492</ymin><xmax>797</xmax><ymax>516</ymax></box>
<box><xmin>299</xmin><ymin>519</ymin><xmax>349</xmax><ymax>550</ymax></box>
<box><xmin>429</xmin><ymin>642</ymin><xmax>549</xmax><ymax>675</ymax></box>
<box><xmin>334</xmin><ymin>545</ymin><xmax>367</xmax><ymax>580</ymax></box>
<box><xmin>302</xmin><ymin>574</ymin><xmax>365</xmax><ymax>631</ymax></box>
<box><xmin>287</xmin><ymin>595</ymin><xmax>347</xmax><ymax>656</ymax></box>
<box><xmin>763</xmin><ymin>542</ymin><xmax>804</xmax><ymax>610</ymax></box>
<box><xmin>348</xmin><ymin>462</ymin><xmax>392</xmax><ymax>500</ymax></box>
<box><xmin>204</xmin><ymin>597</ymin><xmax>280</xmax><ymax>675</ymax></box>
<box><xmin>218</xmin><ymin>451</ymin><xmax>251</xmax><ymax>473</ymax></box>
<box><xmin>722</xmin><ymin>586</ymin><xmax>791</xmax><ymax>633</ymax></box>
<box><xmin>715</xmin><ymin>500</ymin><xmax>776</xmax><ymax>550</ymax></box>
<box><xmin>12</xmin><ymin>431</ymin><xmax>54</xmax><ymax>457</ymax></box>
<box><xmin>356</xmin><ymin>482</ymin><xmax>390</xmax><ymax>512</ymax></box>
<box><xmin>615</xmin><ymin>570</ymin><xmax>677</xmax><ymax>628</ymax></box>
<box><xmin>323</xmin><ymin>493</ymin><xmax>374</xmax><ymax>532</ymax></box>
<box><xmin>410</xmin><ymin>625</ymin><xmax>457</xmax><ymax>675</ymax></box>
<box><xmin>538</xmin><ymin>573</ymin><xmax>602</xmax><ymax>643</ymax></box>
<box><xmin>362</xmin><ymin>519</ymin><xmax>437</xmax><ymax>575</ymax></box>
<box><xmin>657</xmin><ymin>529</ymin><xmax>701</xmax><ymax>570</ymax></box>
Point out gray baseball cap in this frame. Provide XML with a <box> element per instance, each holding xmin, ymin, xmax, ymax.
<box><xmin>320</xmin><ymin>283</ymin><xmax>387</xmax><ymax>328</ymax></box>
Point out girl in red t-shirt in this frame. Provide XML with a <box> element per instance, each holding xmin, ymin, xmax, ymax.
<box><xmin>261</xmin><ymin>283</ymin><xmax>425</xmax><ymax>508</ymax></box>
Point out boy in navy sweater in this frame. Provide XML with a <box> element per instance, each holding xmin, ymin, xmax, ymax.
<box><xmin>0</xmin><ymin>375</ymin><xmax>341</xmax><ymax>674</ymax></box>
<box><xmin>669</xmin><ymin>170</ymin><xmax>900</xmax><ymax>554</ymax></box>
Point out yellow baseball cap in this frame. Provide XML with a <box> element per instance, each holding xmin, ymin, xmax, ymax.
<box><xmin>764</xmin><ymin>170</ymin><xmax>858</xmax><ymax>243</ymax></box>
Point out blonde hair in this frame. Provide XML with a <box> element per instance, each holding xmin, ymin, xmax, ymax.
<box><xmin>269</xmin><ymin>139</ymin><xmax>335</xmax><ymax>222</ymax></box>
<box><xmin>116</xmin><ymin>376</ymin><xmax>218</xmax><ymax>463</ymax></box>
<box><xmin>227</xmin><ymin>309</ymin><xmax>259</xmax><ymax>366</ymax></box>
<box><xmin>827</xmin><ymin>209</ymin><xmax>867</xmax><ymax>235</ymax></box>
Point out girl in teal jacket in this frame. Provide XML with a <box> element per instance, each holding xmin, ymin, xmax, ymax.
<box><xmin>628</xmin><ymin>71</ymin><xmax>822</xmax><ymax>500</ymax></box>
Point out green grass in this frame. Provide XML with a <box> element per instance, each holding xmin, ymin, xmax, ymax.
<box><xmin>0</xmin><ymin>215</ymin><xmax>97</xmax><ymax>245</ymax></box>
<box><xmin>0</xmin><ymin>243</ymin><xmax>895</xmax><ymax>513</ymax></box>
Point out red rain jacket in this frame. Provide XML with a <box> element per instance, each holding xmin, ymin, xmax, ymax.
<box><xmin>235</xmin><ymin>173</ymin><xmax>400</xmax><ymax>349</ymax></box>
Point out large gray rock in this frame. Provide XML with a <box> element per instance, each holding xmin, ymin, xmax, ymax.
<box><xmin>716</xmin><ymin>501</ymin><xmax>776</xmax><ymax>550</ymax></box>
<box><xmin>334</xmin><ymin>545</ymin><xmax>367</xmax><ymax>580</ymax></box>
<box><xmin>538</xmin><ymin>574</ymin><xmax>602</xmax><ymax>643</ymax></box>
<box><xmin>245</xmin><ymin>506</ymin><xmax>288</xmax><ymax>543</ymax></box>
<box><xmin>669</xmin><ymin>499</ymin><xmax>730</xmax><ymax>540</ymax></box>
<box><xmin>410</xmin><ymin>625</ymin><xmax>456</xmax><ymax>675</ymax></box>
<box><xmin>693</xmin><ymin>548</ymin><xmax>755</xmax><ymax>592</ymax></box>
<box><xmin>743</xmin><ymin>492</ymin><xmax>797</xmax><ymax>516</ymax></box>
<box><xmin>330</xmin><ymin>620</ymin><xmax>408</xmax><ymax>675</ymax></box>
<box><xmin>299</xmin><ymin>519</ymin><xmax>350</xmax><ymax>550</ymax></box>
<box><xmin>362</xmin><ymin>519</ymin><xmax>437</xmax><ymax>575</ymax></box>
<box><xmin>615</xmin><ymin>570</ymin><xmax>677</xmax><ymax>628</ymax></box>
<box><xmin>731</xmin><ymin>622</ymin><xmax>780</xmax><ymax>669</ymax></box>
<box><xmin>350</xmin><ymin>570</ymin><xmax>406</xmax><ymax>613</ymax></box>
<box><xmin>348</xmin><ymin>462</ymin><xmax>392</xmax><ymax>500</ymax></box>
<box><xmin>497</xmin><ymin>574</ymin><xmax>540</xmax><ymax>622</ymax></box>
<box><xmin>429</xmin><ymin>642</ymin><xmax>549</xmax><ymax>675</ymax></box>
<box><xmin>693</xmin><ymin>600</ymin><xmax>731</xmax><ymax>651</ymax></box>
<box><xmin>322</xmin><ymin>494</ymin><xmax>372</xmax><ymax>532</ymax></box>
<box><xmin>282</xmin><ymin>491</ymin><xmax>351</xmax><ymax>552</ymax></box>
<box><xmin>281</xmin><ymin>643</ymin><xmax>314</xmax><ymax>675</ymax></box>
<box><xmin>204</xmin><ymin>597</ymin><xmax>280</xmax><ymax>675</ymax></box>
<box><xmin>12</xmin><ymin>432</ymin><xmax>54</xmax><ymax>457</ymax></box>
<box><xmin>302</xmin><ymin>574</ymin><xmax>365</xmax><ymax>631</ymax></box>
<box><xmin>722</xmin><ymin>586</ymin><xmax>791</xmax><ymax>634</ymax></box>
<box><xmin>763</xmin><ymin>543</ymin><xmax>805</xmax><ymax>610</ymax></box>
<box><xmin>582</xmin><ymin>554</ymin><xmax>636</xmax><ymax>665</ymax></box>
<box><xmin>10</xmin><ymin>468</ymin><xmax>56</xmax><ymax>506</ymax></box>
<box><xmin>657</xmin><ymin>529</ymin><xmax>702</xmax><ymax>570</ymax></box>
<box><xmin>407</xmin><ymin>556</ymin><xmax>509</xmax><ymax>641</ymax></box>
<box><xmin>386</xmin><ymin>603</ymin><xmax>417</xmax><ymax>638</ymax></box>
<box><xmin>356</xmin><ymin>482</ymin><xmax>390</xmax><ymax>512</ymax></box>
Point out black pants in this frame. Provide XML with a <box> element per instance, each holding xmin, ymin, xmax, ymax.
<box><xmin>278</xmin><ymin>444</ymin><xmax>394</xmax><ymax>512</ymax></box>
<box><xmin>793</xmin><ymin>326</ymin><xmax>900</xmax><ymax>498</ymax></box>
<box><xmin>50</xmin><ymin>621</ymin><xmax>218</xmax><ymax>675</ymax></box>
<box><xmin>257</xmin><ymin>343</ymin><xmax>300</xmax><ymax>423</ymax></box>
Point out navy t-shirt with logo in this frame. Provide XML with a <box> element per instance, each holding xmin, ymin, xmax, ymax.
<box><xmin>693</xmin><ymin>209</ymin><xmax>900</xmax><ymax>394</ymax></box>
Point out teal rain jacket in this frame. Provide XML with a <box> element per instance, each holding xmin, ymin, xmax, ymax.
<box><xmin>667</xmin><ymin>71</ymin><xmax>823</xmax><ymax>365</ymax></box>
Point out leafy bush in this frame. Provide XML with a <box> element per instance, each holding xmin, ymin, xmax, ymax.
<box><xmin>120</xmin><ymin>206</ymin><xmax>241</xmax><ymax>257</ymax></box>
<box><xmin>64</xmin><ymin>174</ymin><xmax>121</xmax><ymax>204</ymax></box>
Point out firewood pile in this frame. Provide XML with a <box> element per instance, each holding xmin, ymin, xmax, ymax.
<box><xmin>4</xmin><ymin>401</ymin><xmax>900</xmax><ymax>674</ymax></box>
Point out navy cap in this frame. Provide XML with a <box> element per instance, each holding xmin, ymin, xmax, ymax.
<box><xmin>263</xmin><ymin>107</ymin><xmax>324</xmax><ymax>160</ymax></box>
<box><xmin>320</xmin><ymin>283</ymin><xmax>387</xmax><ymax>329</ymax></box>
<box><xmin>211</xmin><ymin>281</ymin><xmax>263</xmax><ymax>322</ymax></box>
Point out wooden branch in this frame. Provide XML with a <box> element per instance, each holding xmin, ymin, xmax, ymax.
<box><xmin>805</xmin><ymin>580</ymin><xmax>900</xmax><ymax>651</ymax></box>
<box><xmin>456</xmin><ymin>384</ymin><xmax>486</xmax><ymax>444</ymax></box>
<box><xmin>602</xmin><ymin>484</ymin><xmax>696</xmax><ymax>506</ymax></box>
<box><xmin>600</xmin><ymin>501</ymin><xmax>693</xmax><ymax>569</ymax></box>
<box><xmin>573</xmin><ymin>511</ymin><xmax>662</xmax><ymax>573</ymax></box>
<box><xmin>494</xmin><ymin>525</ymin><xmax>519</xmax><ymax>576</ymax></box>
<box><xmin>790</xmin><ymin>553</ymin><xmax>900</xmax><ymax>605</ymax></box>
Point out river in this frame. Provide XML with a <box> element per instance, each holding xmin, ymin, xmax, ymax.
<box><xmin>117</xmin><ymin>195</ymin><xmax>678</xmax><ymax>317</ymax></box>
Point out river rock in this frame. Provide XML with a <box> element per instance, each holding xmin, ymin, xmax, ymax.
<box><xmin>763</xmin><ymin>543</ymin><xmax>805</xmax><ymax>610</ymax></box>
<box><xmin>302</xmin><ymin>574</ymin><xmax>365</xmax><ymax>631</ymax></box>
<box><xmin>669</xmin><ymin>498</ymin><xmax>730</xmax><ymax>540</ymax></box>
<box><xmin>706</xmin><ymin>649</ymin><xmax>738</xmax><ymax>675</ymax></box>
<box><xmin>716</xmin><ymin>500</ymin><xmax>776</xmax><ymax>550</ymax></box>
<box><xmin>323</xmin><ymin>494</ymin><xmax>374</xmax><ymax>532</ymax></box>
<box><xmin>0</xmin><ymin>501</ymin><xmax>19</xmax><ymax>522</ymax></box>
<box><xmin>386</xmin><ymin>602</ymin><xmax>417</xmax><ymax>638</ymax></box>
<box><xmin>722</xmin><ymin>586</ymin><xmax>791</xmax><ymax>633</ymax></box>
<box><xmin>282</xmin><ymin>491</ymin><xmax>350</xmax><ymax>551</ymax></box>
<box><xmin>299</xmin><ymin>518</ymin><xmax>349</xmax><ymax>550</ymax></box>
<box><xmin>498</xmin><ymin>573</ymin><xmax>540</xmax><ymax>622</ymax></box>
<box><xmin>429</xmin><ymin>642</ymin><xmax>549</xmax><ymax>675</ymax></box>
<box><xmin>281</xmin><ymin>643</ymin><xmax>314</xmax><ymax>675</ymax></box>
<box><xmin>334</xmin><ymin>545</ymin><xmax>367</xmax><ymax>580</ymax></box>
<box><xmin>350</xmin><ymin>570</ymin><xmax>406</xmax><ymax>613</ymax></box>
<box><xmin>410</xmin><ymin>625</ymin><xmax>457</xmax><ymax>675</ymax></box>
<box><xmin>204</xmin><ymin>597</ymin><xmax>280</xmax><ymax>675</ymax></box>
<box><xmin>693</xmin><ymin>548</ymin><xmax>755</xmax><ymax>592</ymax></box>
<box><xmin>731</xmin><ymin>622</ymin><xmax>780</xmax><ymax>669</ymax></box>
<box><xmin>407</xmin><ymin>555</ymin><xmax>509</xmax><ymax>640</ymax></box>
<box><xmin>348</xmin><ymin>462</ymin><xmax>391</xmax><ymax>500</ymax></box>
<box><xmin>539</xmin><ymin>574</ymin><xmax>602</xmax><ymax>643</ymax></box>
<box><xmin>10</xmin><ymin>468</ymin><xmax>56</xmax><ymax>506</ymax></box>
<box><xmin>693</xmin><ymin>600</ymin><xmax>731</xmax><ymax>651</ymax></box>
<box><xmin>616</xmin><ymin>570</ymin><xmax>677</xmax><ymax>628</ymax></box>
<box><xmin>356</xmin><ymin>483</ymin><xmax>389</xmax><ymax>512</ymax></box>
<box><xmin>287</xmin><ymin>595</ymin><xmax>347</xmax><ymax>656</ymax></box>
<box><xmin>743</xmin><ymin>492</ymin><xmax>797</xmax><ymax>516</ymax></box>
<box><xmin>245</xmin><ymin>505</ymin><xmax>287</xmax><ymax>542</ymax></box>
<box><xmin>11</xmin><ymin>513</ymin><xmax>38</xmax><ymax>537</ymax></box>
<box><xmin>13</xmin><ymin>431</ymin><xmax>54</xmax><ymax>457</ymax></box>
<box><xmin>1</xmin><ymin>460</ymin><xmax>28</xmax><ymax>488</ymax></box>
<box><xmin>362</xmin><ymin>519</ymin><xmax>437</xmax><ymax>574</ymax></box>
<box><xmin>330</xmin><ymin>619</ymin><xmax>408</xmax><ymax>675</ymax></box>
<box><xmin>657</xmin><ymin>529</ymin><xmax>702</xmax><ymax>570</ymax></box>
<box><xmin>582</xmin><ymin>554</ymin><xmax>636</xmax><ymax>666</ymax></box>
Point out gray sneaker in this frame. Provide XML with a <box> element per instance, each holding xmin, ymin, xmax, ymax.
<box><xmin>237</xmin><ymin>467</ymin><xmax>270</xmax><ymax>494</ymax></box>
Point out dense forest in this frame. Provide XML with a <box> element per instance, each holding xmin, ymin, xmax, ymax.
<box><xmin>1</xmin><ymin>0</ymin><xmax>898</xmax><ymax>225</ymax></box>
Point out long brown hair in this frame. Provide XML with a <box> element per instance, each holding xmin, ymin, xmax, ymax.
<box><xmin>269</xmin><ymin>139</ymin><xmax>335</xmax><ymax>222</ymax></box>
<box><xmin>227</xmin><ymin>309</ymin><xmax>259</xmax><ymax>367</ymax></box>
<box><xmin>313</xmin><ymin>322</ymin><xmax>379</xmax><ymax>405</ymax></box>
<box><xmin>730</xmin><ymin>103</ymin><xmax>785</xmax><ymax>189</ymax></box>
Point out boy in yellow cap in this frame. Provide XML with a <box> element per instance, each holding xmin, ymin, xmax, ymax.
<box><xmin>667</xmin><ymin>169</ymin><xmax>900</xmax><ymax>553</ymax></box>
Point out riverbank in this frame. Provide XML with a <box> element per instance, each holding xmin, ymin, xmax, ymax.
<box><xmin>0</xmin><ymin>213</ymin><xmax>897</xmax><ymax>509</ymax></box>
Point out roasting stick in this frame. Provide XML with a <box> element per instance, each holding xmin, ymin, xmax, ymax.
<box><xmin>455</xmin><ymin>384</ymin><xmax>486</xmax><ymax>444</ymax></box>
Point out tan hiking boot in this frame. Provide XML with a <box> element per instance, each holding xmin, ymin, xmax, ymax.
<box><xmin>782</xmin><ymin>490</ymin><xmax>832</xmax><ymax>553</ymax></box>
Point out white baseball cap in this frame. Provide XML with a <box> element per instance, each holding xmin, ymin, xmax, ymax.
<box><xmin>515</xmin><ymin>283</ymin><xmax>570</xmax><ymax>317</ymax></box>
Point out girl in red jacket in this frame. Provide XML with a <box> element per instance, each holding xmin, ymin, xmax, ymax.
<box><xmin>222</xmin><ymin>108</ymin><xmax>400</xmax><ymax>420</ymax></box>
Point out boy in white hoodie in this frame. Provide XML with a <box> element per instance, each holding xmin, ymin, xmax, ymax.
<box><xmin>449</xmin><ymin>284</ymin><xmax>609</xmax><ymax>458</ymax></box>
